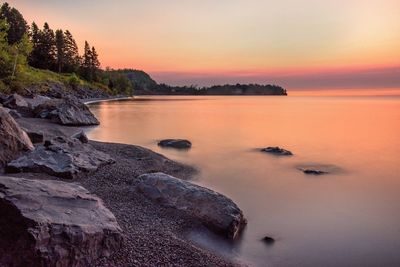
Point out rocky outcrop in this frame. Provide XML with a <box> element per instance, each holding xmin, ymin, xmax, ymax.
<box><xmin>6</xmin><ymin>136</ymin><xmax>114</xmax><ymax>179</ymax></box>
<box><xmin>34</xmin><ymin>97</ymin><xmax>99</xmax><ymax>126</ymax></box>
<box><xmin>158</xmin><ymin>139</ymin><xmax>192</xmax><ymax>149</ymax></box>
<box><xmin>72</xmin><ymin>131</ymin><xmax>89</xmax><ymax>143</ymax></box>
<box><xmin>0</xmin><ymin>176</ymin><xmax>123</xmax><ymax>267</ymax></box>
<box><xmin>2</xmin><ymin>93</ymin><xmax>29</xmax><ymax>110</ymax></box>
<box><xmin>136</xmin><ymin>172</ymin><xmax>246</xmax><ymax>240</ymax></box>
<box><xmin>261</xmin><ymin>146</ymin><xmax>293</xmax><ymax>156</ymax></box>
<box><xmin>0</xmin><ymin>107</ymin><xmax>34</xmax><ymax>166</ymax></box>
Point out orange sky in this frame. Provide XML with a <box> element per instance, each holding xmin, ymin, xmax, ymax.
<box><xmin>6</xmin><ymin>0</ymin><xmax>400</xmax><ymax>91</ymax></box>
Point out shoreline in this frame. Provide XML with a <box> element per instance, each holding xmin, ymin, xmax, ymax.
<box><xmin>2</xmin><ymin>94</ymin><xmax>243</xmax><ymax>266</ymax></box>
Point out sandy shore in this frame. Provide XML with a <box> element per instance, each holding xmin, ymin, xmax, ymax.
<box><xmin>8</xmin><ymin>111</ymin><xmax>242</xmax><ymax>266</ymax></box>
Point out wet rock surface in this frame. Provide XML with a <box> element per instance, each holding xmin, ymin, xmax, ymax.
<box><xmin>158</xmin><ymin>139</ymin><xmax>192</xmax><ymax>149</ymax></box>
<box><xmin>6</xmin><ymin>136</ymin><xmax>114</xmax><ymax>179</ymax></box>
<box><xmin>0</xmin><ymin>176</ymin><xmax>123</xmax><ymax>267</ymax></box>
<box><xmin>0</xmin><ymin>107</ymin><xmax>34</xmax><ymax>166</ymax></box>
<box><xmin>136</xmin><ymin>172</ymin><xmax>247</xmax><ymax>240</ymax></box>
<box><xmin>261</xmin><ymin>146</ymin><xmax>293</xmax><ymax>156</ymax></box>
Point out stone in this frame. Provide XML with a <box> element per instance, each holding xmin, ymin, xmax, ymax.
<box><xmin>2</xmin><ymin>93</ymin><xmax>29</xmax><ymax>110</ymax></box>
<box><xmin>261</xmin><ymin>146</ymin><xmax>293</xmax><ymax>156</ymax></box>
<box><xmin>0</xmin><ymin>107</ymin><xmax>34</xmax><ymax>166</ymax></box>
<box><xmin>136</xmin><ymin>172</ymin><xmax>246</xmax><ymax>240</ymax></box>
<box><xmin>25</xmin><ymin>95</ymin><xmax>51</xmax><ymax>110</ymax></box>
<box><xmin>8</xmin><ymin>109</ymin><xmax>21</xmax><ymax>119</ymax></box>
<box><xmin>302</xmin><ymin>169</ymin><xmax>328</xmax><ymax>175</ymax></box>
<box><xmin>34</xmin><ymin>97</ymin><xmax>100</xmax><ymax>126</ymax></box>
<box><xmin>25</xmin><ymin>130</ymin><xmax>44</xmax><ymax>144</ymax></box>
<box><xmin>158</xmin><ymin>139</ymin><xmax>192</xmax><ymax>149</ymax></box>
<box><xmin>0</xmin><ymin>176</ymin><xmax>123</xmax><ymax>267</ymax></box>
<box><xmin>72</xmin><ymin>131</ymin><xmax>89</xmax><ymax>143</ymax></box>
<box><xmin>262</xmin><ymin>236</ymin><xmax>275</xmax><ymax>245</ymax></box>
<box><xmin>6</xmin><ymin>136</ymin><xmax>114</xmax><ymax>179</ymax></box>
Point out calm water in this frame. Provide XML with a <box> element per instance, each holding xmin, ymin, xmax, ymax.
<box><xmin>87</xmin><ymin>96</ymin><xmax>400</xmax><ymax>267</ymax></box>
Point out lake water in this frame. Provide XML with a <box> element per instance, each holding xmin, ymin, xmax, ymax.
<box><xmin>87</xmin><ymin>96</ymin><xmax>400</xmax><ymax>267</ymax></box>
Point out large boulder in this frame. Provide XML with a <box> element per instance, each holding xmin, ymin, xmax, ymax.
<box><xmin>0</xmin><ymin>176</ymin><xmax>123</xmax><ymax>267</ymax></box>
<box><xmin>158</xmin><ymin>139</ymin><xmax>192</xmax><ymax>149</ymax></box>
<box><xmin>0</xmin><ymin>107</ymin><xmax>34</xmax><ymax>166</ymax></box>
<box><xmin>136</xmin><ymin>172</ymin><xmax>246</xmax><ymax>240</ymax></box>
<box><xmin>34</xmin><ymin>97</ymin><xmax>99</xmax><ymax>126</ymax></box>
<box><xmin>6</xmin><ymin>136</ymin><xmax>114</xmax><ymax>179</ymax></box>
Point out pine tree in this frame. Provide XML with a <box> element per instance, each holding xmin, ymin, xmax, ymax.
<box><xmin>63</xmin><ymin>30</ymin><xmax>80</xmax><ymax>73</ymax></box>
<box><xmin>55</xmin><ymin>29</ymin><xmax>64</xmax><ymax>73</ymax></box>
<box><xmin>81</xmin><ymin>41</ymin><xmax>93</xmax><ymax>81</ymax></box>
<box><xmin>0</xmin><ymin>2</ymin><xmax>28</xmax><ymax>45</ymax></box>
<box><xmin>29</xmin><ymin>22</ymin><xmax>56</xmax><ymax>70</ymax></box>
<box><xmin>91</xmin><ymin>46</ymin><xmax>100</xmax><ymax>81</ymax></box>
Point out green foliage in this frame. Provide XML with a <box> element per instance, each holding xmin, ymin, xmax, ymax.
<box><xmin>68</xmin><ymin>73</ymin><xmax>81</xmax><ymax>89</ymax></box>
<box><xmin>0</xmin><ymin>19</ymin><xmax>12</xmax><ymax>78</ymax></box>
<box><xmin>29</xmin><ymin>22</ymin><xmax>56</xmax><ymax>70</ymax></box>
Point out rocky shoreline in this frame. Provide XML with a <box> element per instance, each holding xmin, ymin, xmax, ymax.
<box><xmin>0</xmin><ymin>93</ymin><xmax>246</xmax><ymax>266</ymax></box>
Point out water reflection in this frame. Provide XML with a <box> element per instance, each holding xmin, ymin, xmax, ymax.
<box><xmin>88</xmin><ymin>96</ymin><xmax>400</xmax><ymax>267</ymax></box>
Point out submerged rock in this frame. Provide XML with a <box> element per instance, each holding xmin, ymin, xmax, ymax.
<box><xmin>158</xmin><ymin>139</ymin><xmax>192</xmax><ymax>149</ymax></box>
<box><xmin>0</xmin><ymin>107</ymin><xmax>34</xmax><ymax>166</ymax></box>
<box><xmin>34</xmin><ymin>97</ymin><xmax>99</xmax><ymax>126</ymax></box>
<box><xmin>136</xmin><ymin>172</ymin><xmax>246</xmax><ymax>240</ymax></box>
<box><xmin>6</xmin><ymin>136</ymin><xmax>114</xmax><ymax>179</ymax></box>
<box><xmin>0</xmin><ymin>176</ymin><xmax>123</xmax><ymax>267</ymax></box>
<box><xmin>261</xmin><ymin>146</ymin><xmax>293</xmax><ymax>156</ymax></box>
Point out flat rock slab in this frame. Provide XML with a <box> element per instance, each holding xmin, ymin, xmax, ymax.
<box><xmin>136</xmin><ymin>172</ymin><xmax>246</xmax><ymax>240</ymax></box>
<box><xmin>6</xmin><ymin>136</ymin><xmax>114</xmax><ymax>179</ymax></box>
<box><xmin>0</xmin><ymin>176</ymin><xmax>123</xmax><ymax>267</ymax></box>
<box><xmin>0</xmin><ymin>107</ymin><xmax>34</xmax><ymax>166</ymax></box>
<box><xmin>261</xmin><ymin>146</ymin><xmax>293</xmax><ymax>156</ymax></box>
<box><xmin>158</xmin><ymin>139</ymin><xmax>192</xmax><ymax>149</ymax></box>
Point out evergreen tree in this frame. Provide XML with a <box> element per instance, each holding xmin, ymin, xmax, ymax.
<box><xmin>55</xmin><ymin>29</ymin><xmax>64</xmax><ymax>73</ymax></box>
<box><xmin>90</xmin><ymin>46</ymin><xmax>100</xmax><ymax>81</ymax></box>
<box><xmin>80</xmin><ymin>41</ymin><xmax>93</xmax><ymax>81</ymax></box>
<box><xmin>29</xmin><ymin>22</ymin><xmax>56</xmax><ymax>70</ymax></box>
<box><xmin>0</xmin><ymin>2</ymin><xmax>27</xmax><ymax>45</ymax></box>
<box><xmin>63</xmin><ymin>30</ymin><xmax>80</xmax><ymax>73</ymax></box>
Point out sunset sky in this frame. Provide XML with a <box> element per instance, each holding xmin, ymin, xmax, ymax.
<box><xmin>8</xmin><ymin>0</ymin><xmax>400</xmax><ymax>91</ymax></box>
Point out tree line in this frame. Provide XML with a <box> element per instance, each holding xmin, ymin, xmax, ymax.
<box><xmin>0</xmin><ymin>2</ymin><xmax>110</xmax><ymax>86</ymax></box>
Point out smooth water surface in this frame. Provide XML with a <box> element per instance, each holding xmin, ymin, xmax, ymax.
<box><xmin>87</xmin><ymin>96</ymin><xmax>400</xmax><ymax>267</ymax></box>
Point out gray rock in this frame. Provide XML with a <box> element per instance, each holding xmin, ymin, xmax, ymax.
<box><xmin>72</xmin><ymin>131</ymin><xmax>89</xmax><ymax>143</ymax></box>
<box><xmin>0</xmin><ymin>176</ymin><xmax>123</xmax><ymax>267</ymax></box>
<box><xmin>158</xmin><ymin>139</ymin><xmax>192</xmax><ymax>149</ymax></box>
<box><xmin>261</xmin><ymin>146</ymin><xmax>293</xmax><ymax>156</ymax></box>
<box><xmin>0</xmin><ymin>107</ymin><xmax>34</xmax><ymax>166</ymax></box>
<box><xmin>6</xmin><ymin>136</ymin><xmax>114</xmax><ymax>179</ymax></box>
<box><xmin>34</xmin><ymin>97</ymin><xmax>100</xmax><ymax>126</ymax></box>
<box><xmin>25</xmin><ymin>95</ymin><xmax>51</xmax><ymax>109</ymax></box>
<box><xmin>136</xmin><ymin>172</ymin><xmax>246</xmax><ymax>240</ymax></box>
<box><xmin>2</xmin><ymin>93</ymin><xmax>29</xmax><ymax>109</ymax></box>
<box><xmin>8</xmin><ymin>109</ymin><xmax>22</xmax><ymax>119</ymax></box>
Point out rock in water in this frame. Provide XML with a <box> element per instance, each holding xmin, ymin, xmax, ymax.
<box><xmin>158</xmin><ymin>139</ymin><xmax>192</xmax><ymax>149</ymax></box>
<box><xmin>302</xmin><ymin>169</ymin><xmax>328</xmax><ymax>175</ymax></box>
<box><xmin>261</xmin><ymin>146</ymin><xmax>293</xmax><ymax>156</ymax></box>
<box><xmin>0</xmin><ymin>107</ymin><xmax>34</xmax><ymax>166</ymax></box>
<box><xmin>6</xmin><ymin>136</ymin><xmax>114</xmax><ymax>179</ymax></box>
<box><xmin>72</xmin><ymin>131</ymin><xmax>89</xmax><ymax>143</ymax></box>
<box><xmin>136</xmin><ymin>172</ymin><xmax>246</xmax><ymax>240</ymax></box>
<box><xmin>0</xmin><ymin>176</ymin><xmax>123</xmax><ymax>267</ymax></box>
<box><xmin>34</xmin><ymin>97</ymin><xmax>99</xmax><ymax>126</ymax></box>
<box><xmin>262</xmin><ymin>236</ymin><xmax>276</xmax><ymax>245</ymax></box>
